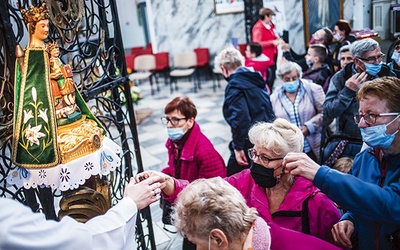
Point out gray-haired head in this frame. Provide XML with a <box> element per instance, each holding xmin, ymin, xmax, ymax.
<box><xmin>276</xmin><ymin>61</ymin><xmax>303</xmax><ymax>79</ymax></box>
<box><xmin>339</xmin><ymin>44</ymin><xmax>351</xmax><ymax>54</ymax></box>
<box><xmin>350</xmin><ymin>38</ymin><xmax>380</xmax><ymax>58</ymax></box>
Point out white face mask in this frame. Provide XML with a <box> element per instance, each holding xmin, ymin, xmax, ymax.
<box><xmin>334</xmin><ymin>33</ymin><xmax>342</xmax><ymax>41</ymax></box>
<box><xmin>391</xmin><ymin>51</ymin><xmax>400</xmax><ymax>66</ymax></box>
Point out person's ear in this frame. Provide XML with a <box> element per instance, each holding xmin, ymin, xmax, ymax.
<box><xmin>221</xmin><ymin>66</ymin><xmax>228</xmax><ymax>78</ymax></box>
<box><xmin>186</xmin><ymin>117</ymin><xmax>195</xmax><ymax>129</ymax></box>
<box><xmin>210</xmin><ymin>229</ymin><xmax>229</xmax><ymax>249</ymax></box>
<box><xmin>354</xmin><ymin>58</ymin><xmax>365</xmax><ymax>72</ymax></box>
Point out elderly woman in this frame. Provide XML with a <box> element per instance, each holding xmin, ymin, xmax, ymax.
<box><xmin>271</xmin><ymin>62</ymin><xmax>325</xmax><ymax>162</ymax></box>
<box><xmin>173</xmin><ymin>177</ymin><xmax>340</xmax><ymax>250</ymax></box>
<box><xmin>160</xmin><ymin>96</ymin><xmax>226</xmax><ymax>249</ymax></box>
<box><xmin>161</xmin><ymin>96</ymin><xmax>226</xmax><ymax>182</ymax></box>
<box><xmin>138</xmin><ymin>118</ymin><xmax>340</xmax><ymax>243</ymax></box>
<box><xmin>284</xmin><ymin>77</ymin><xmax>400</xmax><ymax>249</ymax></box>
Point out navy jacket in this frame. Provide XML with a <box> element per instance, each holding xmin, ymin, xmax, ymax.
<box><xmin>223</xmin><ymin>67</ymin><xmax>275</xmax><ymax>150</ymax></box>
<box><xmin>315</xmin><ymin>148</ymin><xmax>400</xmax><ymax>250</ymax></box>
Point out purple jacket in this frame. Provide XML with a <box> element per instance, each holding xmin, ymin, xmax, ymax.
<box><xmin>161</xmin><ymin>122</ymin><xmax>226</xmax><ymax>182</ymax></box>
<box><xmin>168</xmin><ymin>169</ymin><xmax>340</xmax><ymax>243</ymax></box>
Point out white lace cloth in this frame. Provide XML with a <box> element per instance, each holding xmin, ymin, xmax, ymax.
<box><xmin>7</xmin><ymin>137</ymin><xmax>121</xmax><ymax>191</ymax></box>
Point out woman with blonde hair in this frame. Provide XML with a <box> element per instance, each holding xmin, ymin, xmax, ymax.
<box><xmin>137</xmin><ymin>118</ymin><xmax>340</xmax><ymax>243</ymax></box>
<box><xmin>173</xmin><ymin>177</ymin><xmax>340</xmax><ymax>249</ymax></box>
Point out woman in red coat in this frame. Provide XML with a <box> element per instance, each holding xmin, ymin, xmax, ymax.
<box><xmin>252</xmin><ymin>8</ymin><xmax>281</xmax><ymax>85</ymax></box>
<box><xmin>252</xmin><ymin>8</ymin><xmax>280</xmax><ymax>65</ymax></box>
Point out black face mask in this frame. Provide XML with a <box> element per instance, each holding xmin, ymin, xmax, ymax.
<box><xmin>224</xmin><ymin>76</ymin><xmax>230</xmax><ymax>82</ymax></box>
<box><xmin>250</xmin><ymin>160</ymin><xmax>279</xmax><ymax>188</ymax></box>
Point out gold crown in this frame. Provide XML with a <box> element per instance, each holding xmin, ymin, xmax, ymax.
<box><xmin>46</xmin><ymin>41</ymin><xmax>59</xmax><ymax>53</ymax></box>
<box><xmin>20</xmin><ymin>4</ymin><xmax>48</xmax><ymax>25</ymax></box>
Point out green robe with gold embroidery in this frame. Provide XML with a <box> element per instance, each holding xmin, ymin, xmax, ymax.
<box><xmin>13</xmin><ymin>47</ymin><xmax>59</xmax><ymax>168</ymax></box>
<box><xmin>12</xmin><ymin>47</ymin><xmax>105</xmax><ymax>168</ymax></box>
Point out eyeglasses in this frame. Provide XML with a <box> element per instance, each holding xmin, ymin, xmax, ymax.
<box><xmin>353</xmin><ymin>113</ymin><xmax>400</xmax><ymax>125</ymax></box>
<box><xmin>356</xmin><ymin>53</ymin><xmax>385</xmax><ymax>64</ymax></box>
<box><xmin>248</xmin><ymin>149</ymin><xmax>283</xmax><ymax>165</ymax></box>
<box><xmin>394</xmin><ymin>45</ymin><xmax>400</xmax><ymax>51</ymax></box>
<box><xmin>161</xmin><ymin>116</ymin><xmax>187</xmax><ymax>126</ymax></box>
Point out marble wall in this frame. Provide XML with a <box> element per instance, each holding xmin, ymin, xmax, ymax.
<box><xmin>147</xmin><ymin>0</ymin><xmax>353</xmax><ymax>64</ymax></box>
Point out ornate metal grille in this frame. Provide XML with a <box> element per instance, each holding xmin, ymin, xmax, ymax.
<box><xmin>0</xmin><ymin>0</ymin><xmax>155</xmax><ymax>248</ymax></box>
<box><xmin>244</xmin><ymin>0</ymin><xmax>263</xmax><ymax>44</ymax></box>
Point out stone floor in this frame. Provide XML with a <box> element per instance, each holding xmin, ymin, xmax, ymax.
<box><xmin>133</xmin><ymin>75</ymin><xmax>231</xmax><ymax>249</ymax></box>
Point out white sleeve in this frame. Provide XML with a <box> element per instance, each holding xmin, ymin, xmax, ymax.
<box><xmin>0</xmin><ymin>197</ymin><xmax>138</xmax><ymax>250</ymax></box>
<box><xmin>85</xmin><ymin>197</ymin><xmax>138</xmax><ymax>250</ymax></box>
<box><xmin>0</xmin><ymin>198</ymin><xmax>92</xmax><ymax>250</ymax></box>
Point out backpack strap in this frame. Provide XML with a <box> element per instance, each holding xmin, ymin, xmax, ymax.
<box><xmin>271</xmin><ymin>194</ymin><xmax>313</xmax><ymax>235</ymax></box>
<box><xmin>301</xmin><ymin>194</ymin><xmax>312</xmax><ymax>235</ymax></box>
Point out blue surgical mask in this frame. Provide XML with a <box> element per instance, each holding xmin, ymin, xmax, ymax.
<box><xmin>360</xmin><ymin>115</ymin><xmax>400</xmax><ymax>149</ymax></box>
<box><xmin>391</xmin><ymin>52</ymin><xmax>400</xmax><ymax>66</ymax></box>
<box><xmin>166</xmin><ymin>127</ymin><xmax>185</xmax><ymax>141</ymax></box>
<box><xmin>364</xmin><ymin>61</ymin><xmax>383</xmax><ymax>76</ymax></box>
<box><xmin>282</xmin><ymin>80</ymin><xmax>300</xmax><ymax>93</ymax></box>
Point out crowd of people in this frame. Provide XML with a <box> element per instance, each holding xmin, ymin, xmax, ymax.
<box><xmin>4</xmin><ymin>5</ymin><xmax>400</xmax><ymax>250</ymax></box>
<box><xmin>133</xmin><ymin>8</ymin><xmax>400</xmax><ymax>250</ymax></box>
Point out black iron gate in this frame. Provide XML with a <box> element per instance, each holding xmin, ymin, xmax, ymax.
<box><xmin>244</xmin><ymin>0</ymin><xmax>263</xmax><ymax>44</ymax></box>
<box><xmin>0</xmin><ymin>0</ymin><xmax>155</xmax><ymax>248</ymax></box>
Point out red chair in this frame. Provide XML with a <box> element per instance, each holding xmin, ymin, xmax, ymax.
<box><xmin>194</xmin><ymin>48</ymin><xmax>213</xmax><ymax>90</ymax></box>
<box><xmin>154</xmin><ymin>52</ymin><xmax>170</xmax><ymax>85</ymax></box>
<box><xmin>238</xmin><ymin>44</ymin><xmax>247</xmax><ymax>57</ymax></box>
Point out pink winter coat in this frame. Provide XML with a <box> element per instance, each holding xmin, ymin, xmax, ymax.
<box><xmin>168</xmin><ymin>169</ymin><xmax>340</xmax><ymax>243</ymax></box>
<box><xmin>161</xmin><ymin>122</ymin><xmax>226</xmax><ymax>182</ymax></box>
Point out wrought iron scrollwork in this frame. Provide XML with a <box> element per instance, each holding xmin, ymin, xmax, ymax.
<box><xmin>0</xmin><ymin>0</ymin><xmax>155</xmax><ymax>248</ymax></box>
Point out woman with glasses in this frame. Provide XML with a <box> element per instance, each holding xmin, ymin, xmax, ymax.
<box><xmin>159</xmin><ymin>96</ymin><xmax>226</xmax><ymax>249</ymax></box>
<box><xmin>284</xmin><ymin>76</ymin><xmax>400</xmax><ymax>249</ymax></box>
<box><xmin>137</xmin><ymin>118</ymin><xmax>340</xmax><ymax>244</ymax></box>
<box><xmin>172</xmin><ymin>177</ymin><xmax>341</xmax><ymax>250</ymax></box>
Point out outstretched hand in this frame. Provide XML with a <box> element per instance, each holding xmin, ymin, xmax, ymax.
<box><xmin>123</xmin><ymin>176</ymin><xmax>161</xmax><ymax>210</ymax></box>
<box><xmin>282</xmin><ymin>152</ymin><xmax>320</xmax><ymax>181</ymax></box>
<box><xmin>135</xmin><ymin>170</ymin><xmax>176</xmax><ymax>197</ymax></box>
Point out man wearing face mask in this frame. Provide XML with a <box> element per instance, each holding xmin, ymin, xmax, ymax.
<box><xmin>160</xmin><ymin>96</ymin><xmax>226</xmax><ymax>249</ymax></box>
<box><xmin>323</xmin><ymin>38</ymin><xmax>396</xmax><ymax>144</ymax></box>
<box><xmin>282</xmin><ymin>27</ymin><xmax>334</xmax><ymax>72</ymax></box>
<box><xmin>215</xmin><ymin>48</ymin><xmax>275</xmax><ymax>176</ymax></box>
<box><xmin>284</xmin><ymin>76</ymin><xmax>400</xmax><ymax>250</ymax></box>
<box><xmin>387</xmin><ymin>39</ymin><xmax>400</xmax><ymax>78</ymax></box>
<box><xmin>139</xmin><ymin>119</ymin><xmax>340</xmax><ymax>244</ymax></box>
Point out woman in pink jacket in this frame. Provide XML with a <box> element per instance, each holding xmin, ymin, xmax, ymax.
<box><xmin>159</xmin><ymin>96</ymin><xmax>226</xmax><ymax>249</ymax></box>
<box><xmin>172</xmin><ymin>177</ymin><xmax>340</xmax><ymax>250</ymax></box>
<box><xmin>138</xmin><ymin>118</ymin><xmax>340</xmax><ymax>244</ymax></box>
